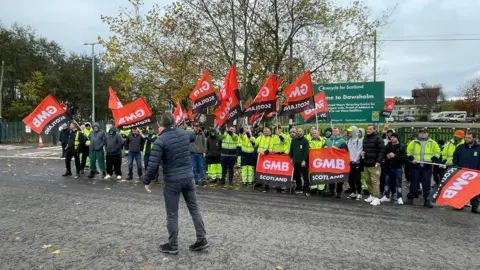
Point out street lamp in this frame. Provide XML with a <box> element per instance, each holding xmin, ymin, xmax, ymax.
<box><xmin>83</xmin><ymin>42</ymin><xmax>99</xmax><ymax>122</ymax></box>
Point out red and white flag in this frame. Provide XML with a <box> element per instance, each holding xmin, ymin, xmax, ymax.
<box><xmin>108</xmin><ymin>86</ymin><xmax>123</xmax><ymax>110</ymax></box>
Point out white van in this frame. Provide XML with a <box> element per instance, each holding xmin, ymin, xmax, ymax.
<box><xmin>431</xmin><ymin>111</ymin><xmax>467</xmax><ymax>122</ymax></box>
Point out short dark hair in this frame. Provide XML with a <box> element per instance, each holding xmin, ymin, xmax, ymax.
<box><xmin>367</xmin><ymin>124</ymin><xmax>376</xmax><ymax>130</ymax></box>
<box><xmin>466</xmin><ymin>131</ymin><xmax>476</xmax><ymax>138</ymax></box>
<box><xmin>161</xmin><ymin>112</ymin><xmax>174</xmax><ymax>128</ymax></box>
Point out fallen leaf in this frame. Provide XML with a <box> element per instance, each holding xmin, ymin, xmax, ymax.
<box><xmin>120</xmin><ymin>249</ymin><xmax>127</xmax><ymax>255</ymax></box>
<box><xmin>104</xmin><ymin>188</ymin><xmax>111</xmax><ymax>190</ymax></box>
<box><xmin>14</xmin><ymin>232</ymin><xmax>21</xmax><ymax>235</ymax></box>
<box><xmin>15</xmin><ymin>236</ymin><xmax>21</xmax><ymax>241</ymax></box>
<box><xmin>75</xmin><ymin>202</ymin><xmax>82</xmax><ymax>205</ymax></box>
<box><xmin>118</xmin><ymin>179</ymin><xmax>128</xmax><ymax>183</ymax></box>
<box><xmin>42</xmin><ymin>244</ymin><xmax>52</xmax><ymax>249</ymax></box>
<box><xmin>7</xmin><ymin>164</ymin><xmax>11</xmax><ymax>167</ymax></box>
<box><xmin>52</xmin><ymin>250</ymin><xmax>61</xmax><ymax>255</ymax></box>
<box><xmin>162</xmin><ymin>257</ymin><xmax>169</xmax><ymax>262</ymax></box>
<box><xmin>275</xmin><ymin>264</ymin><xmax>284</xmax><ymax>270</ymax></box>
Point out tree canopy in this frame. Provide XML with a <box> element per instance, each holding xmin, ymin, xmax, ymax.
<box><xmin>0</xmin><ymin>23</ymin><xmax>120</xmax><ymax>122</ymax></box>
<box><xmin>100</xmin><ymin>0</ymin><xmax>394</xmax><ymax>110</ymax></box>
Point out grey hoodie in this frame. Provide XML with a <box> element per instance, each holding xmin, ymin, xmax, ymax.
<box><xmin>89</xmin><ymin>122</ymin><xmax>107</xmax><ymax>151</ymax></box>
<box><xmin>106</xmin><ymin>127</ymin><xmax>124</xmax><ymax>155</ymax></box>
<box><xmin>347</xmin><ymin>126</ymin><xmax>363</xmax><ymax>163</ymax></box>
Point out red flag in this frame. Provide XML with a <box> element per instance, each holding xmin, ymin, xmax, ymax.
<box><xmin>22</xmin><ymin>95</ymin><xmax>70</xmax><ymax>136</ymax></box>
<box><xmin>300</xmin><ymin>91</ymin><xmax>331</xmax><ymax>123</ymax></box>
<box><xmin>173</xmin><ymin>98</ymin><xmax>184</xmax><ymax>126</ymax></box>
<box><xmin>112</xmin><ymin>97</ymin><xmax>154</xmax><ymax>129</ymax></box>
<box><xmin>243</xmin><ymin>75</ymin><xmax>282</xmax><ymax>117</ymax></box>
<box><xmin>381</xmin><ymin>97</ymin><xmax>397</xmax><ymax>117</ymax></box>
<box><xmin>189</xmin><ymin>70</ymin><xmax>218</xmax><ymax>114</ymax></box>
<box><xmin>281</xmin><ymin>71</ymin><xmax>314</xmax><ymax>115</ymax></box>
<box><xmin>431</xmin><ymin>167</ymin><xmax>480</xmax><ymax>208</ymax></box>
<box><xmin>214</xmin><ymin>65</ymin><xmax>241</xmax><ymax>128</ymax></box>
<box><xmin>108</xmin><ymin>86</ymin><xmax>123</xmax><ymax>110</ymax></box>
<box><xmin>59</xmin><ymin>102</ymin><xmax>67</xmax><ymax>111</ymax></box>
<box><xmin>309</xmin><ymin>148</ymin><xmax>350</xmax><ymax>185</ymax></box>
<box><xmin>255</xmin><ymin>153</ymin><xmax>294</xmax><ymax>188</ymax></box>
<box><xmin>250</xmin><ymin>112</ymin><xmax>265</xmax><ymax>127</ymax></box>
<box><xmin>267</xmin><ymin>100</ymin><xmax>280</xmax><ymax>118</ymax></box>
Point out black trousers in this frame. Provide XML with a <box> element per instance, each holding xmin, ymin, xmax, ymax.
<box><xmin>65</xmin><ymin>148</ymin><xmax>80</xmax><ymax>174</ymax></box>
<box><xmin>348</xmin><ymin>162</ymin><xmax>362</xmax><ymax>194</ymax></box>
<box><xmin>106</xmin><ymin>154</ymin><xmax>122</xmax><ymax>176</ymax></box>
<box><xmin>61</xmin><ymin>143</ymin><xmax>67</xmax><ymax>157</ymax></box>
<box><xmin>293</xmin><ymin>164</ymin><xmax>309</xmax><ymax>192</ymax></box>
<box><xmin>380</xmin><ymin>163</ymin><xmax>386</xmax><ymax>193</ymax></box>
<box><xmin>433</xmin><ymin>166</ymin><xmax>445</xmax><ymax>185</ymax></box>
<box><xmin>471</xmin><ymin>195</ymin><xmax>480</xmax><ymax>209</ymax></box>
<box><xmin>81</xmin><ymin>147</ymin><xmax>89</xmax><ymax>170</ymax></box>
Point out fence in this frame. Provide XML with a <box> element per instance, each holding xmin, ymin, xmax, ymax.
<box><xmin>0</xmin><ymin>120</ymin><xmax>106</xmax><ymax>144</ymax></box>
<box><xmin>396</xmin><ymin>127</ymin><xmax>480</xmax><ymax>143</ymax></box>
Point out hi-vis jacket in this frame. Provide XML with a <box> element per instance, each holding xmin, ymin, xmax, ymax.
<box><xmin>272</xmin><ymin>134</ymin><xmax>290</xmax><ymax>154</ymax></box>
<box><xmin>309</xmin><ymin>137</ymin><xmax>325</xmax><ymax>149</ymax></box>
<box><xmin>407</xmin><ymin>138</ymin><xmax>441</xmax><ymax>162</ymax></box>
<box><xmin>255</xmin><ymin>135</ymin><xmax>275</xmax><ymax>153</ymax></box>
<box><xmin>221</xmin><ymin>132</ymin><xmax>238</xmax><ymax>157</ymax></box>
<box><xmin>442</xmin><ymin>138</ymin><xmax>464</xmax><ymax>165</ymax></box>
<box><xmin>83</xmin><ymin>128</ymin><xmax>92</xmax><ymax>146</ymax></box>
<box><xmin>237</xmin><ymin>133</ymin><xmax>256</xmax><ymax>155</ymax></box>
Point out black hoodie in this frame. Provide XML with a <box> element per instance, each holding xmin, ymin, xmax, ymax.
<box><xmin>106</xmin><ymin>127</ymin><xmax>124</xmax><ymax>155</ymax></box>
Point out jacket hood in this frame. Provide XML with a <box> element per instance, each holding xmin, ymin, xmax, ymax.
<box><xmin>109</xmin><ymin>126</ymin><xmax>117</xmax><ymax>135</ymax></box>
<box><xmin>92</xmin><ymin>122</ymin><xmax>100</xmax><ymax>128</ymax></box>
<box><xmin>349</xmin><ymin>126</ymin><xmax>359</xmax><ymax>140</ymax></box>
<box><xmin>358</xmin><ymin>128</ymin><xmax>365</xmax><ymax>138</ymax></box>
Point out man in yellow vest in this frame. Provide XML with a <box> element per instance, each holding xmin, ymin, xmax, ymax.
<box><xmin>405</xmin><ymin>128</ymin><xmax>441</xmax><ymax>208</ymax></box>
<box><xmin>238</xmin><ymin>126</ymin><xmax>256</xmax><ymax>187</ymax></box>
<box><xmin>220</xmin><ymin>126</ymin><xmax>238</xmax><ymax>187</ymax></box>
<box><xmin>62</xmin><ymin>123</ymin><xmax>86</xmax><ymax>178</ymax></box>
<box><xmin>309</xmin><ymin>129</ymin><xmax>326</xmax><ymax>194</ymax></box>
<box><xmin>80</xmin><ymin>122</ymin><xmax>92</xmax><ymax>174</ymax></box>
<box><xmin>305</xmin><ymin>125</ymin><xmax>316</xmax><ymax>141</ymax></box>
<box><xmin>441</xmin><ymin>130</ymin><xmax>464</xmax><ymax>168</ymax></box>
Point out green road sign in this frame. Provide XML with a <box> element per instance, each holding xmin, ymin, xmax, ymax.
<box><xmin>299</xmin><ymin>81</ymin><xmax>385</xmax><ymax>124</ymax></box>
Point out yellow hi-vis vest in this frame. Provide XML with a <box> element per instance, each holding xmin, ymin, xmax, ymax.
<box><xmin>143</xmin><ymin>134</ymin><xmax>158</xmax><ymax>152</ymax></box>
<box><xmin>309</xmin><ymin>137</ymin><xmax>325</xmax><ymax>149</ymax></box>
<box><xmin>83</xmin><ymin>128</ymin><xmax>92</xmax><ymax>146</ymax></box>
<box><xmin>442</xmin><ymin>139</ymin><xmax>464</xmax><ymax>165</ymax></box>
<box><xmin>255</xmin><ymin>135</ymin><xmax>274</xmax><ymax>153</ymax></box>
<box><xmin>238</xmin><ymin>134</ymin><xmax>256</xmax><ymax>154</ymax></box>
<box><xmin>221</xmin><ymin>132</ymin><xmax>238</xmax><ymax>156</ymax></box>
<box><xmin>271</xmin><ymin>135</ymin><xmax>289</xmax><ymax>154</ymax></box>
<box><xmin>74</xmin><ymin>130</ymin><xmax>82</xmax><ymax>150</ymax></box>
<box><xmin>407</xmin><ymin>138</ymin><xmax>441</xmax><ymax>162</ymax></box>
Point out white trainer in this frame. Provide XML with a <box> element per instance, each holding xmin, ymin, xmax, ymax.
<box><xmin>379</xmin><ymin>196</ymin><xmax>390</xmax><ymax>203</ymax></box>
<box><xmin>104</xmin><ymin>174</ymin><xmax>112</xmax><ymax>180</ymax></box>
<box><xmin>356</xmin><ymin>194</ymin><xmax>362</xmax><ymax>200</ymax></box>
<box><xmin>116</xmin><ymin>175</ymin><xmax>122</xmax><ymax>180</ymax></box>
<box><xmin>397</xmin><ymin>198</ymin><xmax>404</xmax><ymax>205</ymax></box>
<box><xmin>348</xmin><ymin>193</ymin><xmax>357</xmax><ymax>199</ymax></box>
<box><xmin>364</xmin><ymin>195</ymin><xmax>374</xmax><ymax>203</ymax></box>
<box><xmin>370</xmin><ymin>198</ymin><xmax>381</xmax><ymax>206</ymax></box>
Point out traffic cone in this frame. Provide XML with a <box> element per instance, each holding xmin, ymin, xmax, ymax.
<box><xmin>38</xmin><ymin>136</ymin><xmax>44</xmax><ymax>147</ymax></box>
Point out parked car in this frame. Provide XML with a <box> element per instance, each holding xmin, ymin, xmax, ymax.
<box><xmin>385</xmin><ymin>116</ymin><xmax>394</xmax><ymax>122</ymax></box>
<box><xmin>404</xmin><ymin>116</ymin><xmax>415</xmax><ymax>122</ymax></box>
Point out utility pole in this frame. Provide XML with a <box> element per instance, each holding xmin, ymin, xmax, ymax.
<box><xmin>0</xmin><ymin>61</ymin><xmax>4</xmax><ymax>122</ymax></box>
<box><xmin>84</xmin><ymin>42</ymin><xmax>99</xmax><ymax>123</ymax></box>
<box><xmin>373</xmin><ymin>30</ymin><xmax>377</xmax><ymax>82</ymax></box>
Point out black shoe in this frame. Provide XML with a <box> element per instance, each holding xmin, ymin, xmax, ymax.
<box><xmin>80</xmin><ymin>170</ymin><xmax>85</xmax><ymax>175</ymax></box>
<box><xmin>189</xmin><ymin>239</ymin><xmax>209</xmax><ymax>251</ymax></box>
<box><xmin>344</xmin><ymin>188</ymin><xmax>353</xmax><ymax>194</ymax></box>
<box><xmin>62</xmin><ymin>171</ymin><xmax>72</xmax><ymax>177</ymax></box>
<box><xmin>126</xmin><ymin>176</ymin><xmax>133</xmax><ymax>181</ymax></box>
<box><xmin>424</xmin><ymin>200</ymin><xmax>433</xmax><ymax>208</ymax></box>
<box><xmin>87</xmin><ymin>172</ymin><xmax>95</xmax><ymax>179</ymax></box>
<box><xmin>405</xmin><ymin>198</ymin><xmax>414</xmax><ymax>205</ymax></box>
<box><xmin>335</xmin><ymin>193</ymin><xmax>341</xmax><ymax>199</ymax></box>
<box><xmin>454</xmin><ymin>207</ymin><xmax>464</xmax><ymax>211</ymax></box>
<box><xmin>472</xmin><ymin>208</ymin><xmax>480</xmax><ymax>214</ymax></box>
<box><xmin>102</xmin><ymin>172</ymin><xmax>107</xmax><ymax>178</ymax></box>
<box><xmin>159</xmin><ymin>243</ymin><xmax>178</xmax><ymax>255</ymax></box>
<box><xmin>75</xmin><ymin>173</ymin><xmax>80</xmax><ymax>178</ymax></box>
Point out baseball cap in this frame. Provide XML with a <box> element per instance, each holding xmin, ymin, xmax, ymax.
<box><xmin>390</xmin><ymin>133</ymin><xmax>399</xmax><ymax>139</ymax></box>
<box><xmin>419</xmin><ymin>128</ymin><xmax>428</xmax><ymax>133</ymax></box>
<box><xmin>346</xmin><ymin>127</ymin><xmax>353</xmax><ymax>132</ymax></box>
<box><xmin>290</xmin><ymin>128</ymin><xmax>297</xmax><ymax>133</ymax></box>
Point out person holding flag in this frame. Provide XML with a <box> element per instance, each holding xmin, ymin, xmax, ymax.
<box><xmin>289</xmin><ymin>128</ymin><xmax>310</xmax><ymax>196</ymax></box>
<box><xmin>237</xmin><ymin>126</ymin><xmax>256</xmax><ymax>187</ymax></box>
<box><xmin>309</xmin><ymin>129</ymin><xmax>326</xmax><ymax>194</ymax></box>
<box><xmin>452</xmin><ymin>131</ymin><xmax>480</xmax><ymax>214</ymax></box>
<box><xmin>324</xmin><ymin>128</ymin><xmax>348</xmax><ymax>198</ymax></box>
<box><xmin>81</xmin><ymin>122</ymin><xmax>93</xmax><ymax>173</ymax></box>
<box><xmin>220</xmin><ymin>126</ymin><xmax>238</xmax><ymax>187</ymax></box>
<box><xmin>206</xmin><ymin>128</ymin><xmax>222</xmax><ymax>183</ymax></box>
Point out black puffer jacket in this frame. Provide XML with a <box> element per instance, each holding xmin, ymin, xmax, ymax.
<box><xmin>206</xmin><ymin>130</ymin><xmax>222</xmax><ymax>165</ymax></box>
<box><xmin>144</xmin><ymin>128</ymin><xmax>196</xmax><ymax>184</ymax></box>
<box><xmin>362</xmin><ymin>133</ymin><xmax>385</xmax><ymax>167</ymax></box>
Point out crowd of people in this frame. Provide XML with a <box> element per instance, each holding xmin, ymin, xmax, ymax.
<box><xmin>59</xmin><ymin>120</ymin><xmax>480</xmax><ymax>214</ymax></box>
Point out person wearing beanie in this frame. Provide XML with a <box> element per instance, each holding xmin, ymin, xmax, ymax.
<box><xmin>379</xmin><ymin>133</ymin><xmax>406</xmax><ymax>205</ymax></box>
<box><xmin>442</xmin><ymin>130</ymin><xmax>465</xmax><ymax>167</ymax></box>
<box><xmin>324</xmin><ymin>127</ymin><xmax>333</xmax><ymax>139</ymax></box>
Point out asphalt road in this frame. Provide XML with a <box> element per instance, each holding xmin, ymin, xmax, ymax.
<box><xmin>1</xmin><ymin>146</ymin><xmax>480</xmax><ymax>270</ymax></box>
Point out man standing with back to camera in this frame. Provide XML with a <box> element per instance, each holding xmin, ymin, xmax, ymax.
<box><xmin>144</xmin><ymin>112</ymin><xmax>208</xmax><ymax>255</ymax></box>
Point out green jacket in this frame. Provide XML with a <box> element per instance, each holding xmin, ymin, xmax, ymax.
<box><xmin>190</xmin><ymin>130</ymin><xmax>207</xmax><ymax>154</ymax></box>
<box><xmin>289</xmin><ymin>135</ymin><xmax>310</xmax><ymax>164</ymax></box>
<box><xmin>325</xmin><ymin>135</ymin><xmax>347</xmax><ymax>149</ymax></box>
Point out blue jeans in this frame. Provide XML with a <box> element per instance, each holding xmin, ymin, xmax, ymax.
<box><xmin>127</xmin><ymin>151</ymin><xmax>142</xmax><ymax>177</ymax></box>
<box><xmin>191</xmin><ymin>153</ymin><xmax>206</xmax><ymax>184</ymax></box>
<box><xmin>384</xmin><ymin>168</ymin><xmax>403</xmax><ymax>199</ymax></box>
<box><xmin>164</xmin><ymin>179</ymin><xmax>207</xmax><ymax>249</ymax></box>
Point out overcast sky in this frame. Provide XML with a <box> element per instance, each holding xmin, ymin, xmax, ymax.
<box><xmin>2</xmin><ymin>0</ymin><xmax>480</xmax><ymax>98</ymax></box>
